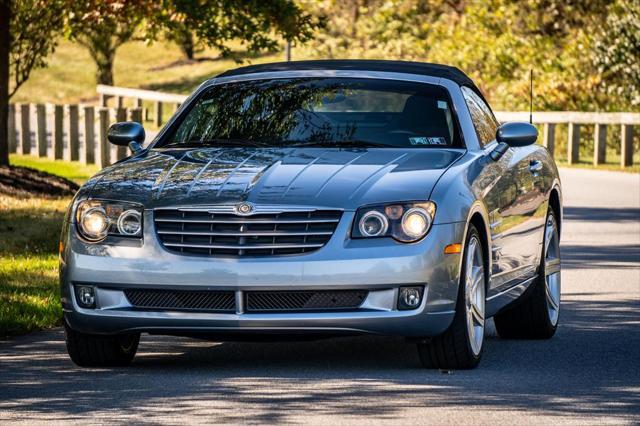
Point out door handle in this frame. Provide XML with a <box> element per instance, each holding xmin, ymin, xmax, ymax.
<box><xmin>529</xmin><ymin>160</ymin><xmax>543</xmax><ymax>173</ymax></box>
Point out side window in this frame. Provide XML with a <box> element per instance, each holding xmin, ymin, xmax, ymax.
<box><xmin>461</xmin><ymin>86</ymin><xmax>499</xmax><ymax>148</ymax></box>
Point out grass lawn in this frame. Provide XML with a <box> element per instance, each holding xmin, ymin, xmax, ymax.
<box><xmin>11</xmin><ymin>40</ymin><xmax>289</xmax><ymax>105</ymax></box>
<box><xmin>0</xmin><ymin>155</ymin><xmax>98</xmax><ymax>338</ymax></box>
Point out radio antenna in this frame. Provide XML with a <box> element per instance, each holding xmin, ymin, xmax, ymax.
<box><xmin>529</xmin><ymin>69</ymin><xmax>533</xmax><ymax>124</ymax></box>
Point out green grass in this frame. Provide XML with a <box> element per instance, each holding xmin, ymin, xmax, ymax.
<box><xmin>11</xmin><ymin>40</ymin><xmax>287</xmax><ymax>105</ymax></box>
<box><xmin>0</xmin><ymin>196</ymin><xmax>70</xmax><ymax>338</ymax></box>
<box><xmin>0</xmin><ymin>155</ymin><xmax>97</xmax><ymax>338</ymax></box>
<box><xmin>555</xmin><ymin>160</ymin><xmax>640</xmax><ymax>173</ymax></box>
<box><xmin>9</xmin><ymin>154</ymin><xmax>100</xmax><ymax>184</ymax></box>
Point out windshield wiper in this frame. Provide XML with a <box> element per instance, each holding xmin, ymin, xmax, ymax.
<box><xmin>287</xmin><ymin>140</ymin><xmax>385</xmax><ymax>148</ymax></box>
<box><xmin>163</xmin><ymin>138</ymin><xmax>270</xmax><ymax>148</ymax></box>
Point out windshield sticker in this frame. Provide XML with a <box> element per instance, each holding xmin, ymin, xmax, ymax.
<box><xmin>409</xmin><ymin>137</ymin><xmax>448</xmax><ymax>146</ymax></box>
<box><xmin>437</xmin><ymin>100</ymin><xmax>448</xmax><ymax>109</ymax></box>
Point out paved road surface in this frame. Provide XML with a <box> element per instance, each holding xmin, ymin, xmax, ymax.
<box><xmin>1</xmin><ymin>168</ymin><xmax>639</xmax><ymax>424</ymax></box>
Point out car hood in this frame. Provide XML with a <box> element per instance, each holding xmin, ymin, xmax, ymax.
<box><xmin>84</xmin><ymin>147</ymin><xmax>463</xmax><ymax>210</ymax></box>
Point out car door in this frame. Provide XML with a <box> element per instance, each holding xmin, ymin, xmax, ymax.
<box><xmin>461</xmin><ymin>87</ymin><xmax>540</xmax><ymax>292</ymax></box>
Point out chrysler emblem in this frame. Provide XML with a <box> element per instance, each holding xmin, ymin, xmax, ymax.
<box><xmin>235</xmin><ymin>202</ymin><xmax>254</xmax><ymax>215</ymax></box>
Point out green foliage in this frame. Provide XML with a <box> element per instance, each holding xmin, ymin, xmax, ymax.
<box><xmin>7</xmin><ymin>0</ymin><xmax>67</xmax><ymax>97</ymax></box>
<box><xmin>65</xmin><ymin>0</ymin><xmax>322</xmax><ymax>85</ymax></box>
<box><xmin>299</xmin><ymin>0</ymin><xmax>638</xmax><ymax>111</ymax></box>
<box><xmin>65</xmin><ymin>0</ymin><xmax>151</xmax><ymax>85</ymax></box>
<box><xmin>149</xmin><ymin>0</ymin><xmax>322</xmax><ymax>60</ymax></box>
<box><xmin>594</xmin><ymin>0</ymin><xmax>640</xmax><ymax>107</ymax></box>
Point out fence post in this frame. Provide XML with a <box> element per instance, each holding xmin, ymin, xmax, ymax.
<box><xmin>621</xmin><ymin>124</ymin><xmax>634</xmax><ymax>167</ymax></box>
<box><xmin>99</xmin><ymin>94</ymin><xmax>110</xmax><ymax>107</ymax></box>
<box><xmin>36</xmin><ymin>104</ymin><xmax>47</xmax><ymax>157</ymax></box>
<box><xmin>54</xmin><ymin>105</ymin><xmax>64</xmax><ymax>160</ymax></box>
<box><xmin>99</xmin><ymin>108</ymin><xmax>111</xmax><ymax>168</ymax></box>
<box><xmin>68</xmin><ymin>105</ymin><xmax>80</xmax><ymax>161</ymax></box>
<box><xmin>567</xmin><ymin>123</ymin><xmax>580</xmax><ymax>164</ymax></box>
<box><xmin>84</xmin><ymin>106</ymin><xmax>95</xmax><ymax>164</ymax></box>
<box><xmin>8</xmin><ymin>103</ymin><xmax>17</xmax><ymax>153</ymax></box>
<box><xmin>20</xmin><ymin>103</ymin><xmax>31</xmax><ymax>155</ymax></box>
<box><xmin>129</xmin><ymin>107</ymin><xmax>143</xmax><ymax>124</ymax></box>
<box><xmin>116</xmin><ymin>107</ymin><xmax>128</xmax><ymax>160</ymax></box>
<box><xmin>542</xmin><ymin>123</ymin><xmax>555</xmax><ymax>156</ymax></box>
<box><xmin>154</xmin><ymin>101</ymin><xmax>163</xmax><ymax>127</ymax></box>
<box><xmin>594</xmin><ymin>123</ymin><xmax>607</xmax><ymax>166</ymax></box>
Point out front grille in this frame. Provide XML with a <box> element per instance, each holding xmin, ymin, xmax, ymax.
<box><xmin>154</xmin><ymin>207</ymin><xmax>342</xmax><ymax>257</ymax></box>
<box><xmin>124</xmin><ymin>289</ymin><xmax>236</xmax><ymax>312</ymax></box>
<box><xmin>245</xmin><ymin>290</ymin><xmax>368</xmax><ymax>312</ymax></box>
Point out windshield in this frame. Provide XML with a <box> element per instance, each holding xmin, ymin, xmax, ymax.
<box><xmin>161</xmin><ymin>78</ymin><xmax>462</xmax><ymax>149</ymax></box>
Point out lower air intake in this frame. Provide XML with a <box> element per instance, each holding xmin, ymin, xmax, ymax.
<box><xmin>245</xmin><ymin>290</ymin><xmax>367</xmax><ymax>312</ymax></box>
<box><xmin>124</xmin><ymin>289</ymin><xmax>236</xmax><ymax>312</ymax></box>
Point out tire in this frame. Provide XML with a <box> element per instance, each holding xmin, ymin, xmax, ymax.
<box><xmin>417</xmin><ymin>225</ymin><xmax>486</xmax><ymax>369</ymax></box>
<box><xmin>65</xmin><ymin>323</ymin><xmax>140</xmax><ymax>367</ymax></box>
<box><xmin>494</xmin><ymin>209</ymin><xmax>561</xmax><ymax>339</ymax></box>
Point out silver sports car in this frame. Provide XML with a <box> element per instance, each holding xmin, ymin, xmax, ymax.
<box><xmin>60</xmin><ymin>60</ymin><xmax>562</xmax><ymax>369</ymax></box>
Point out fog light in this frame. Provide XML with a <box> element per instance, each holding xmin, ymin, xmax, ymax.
<box><xmin>398</xmin><ymin>286</ymin><xmax>424</xmax><ymax>310</ymax></box>
<box><xmin>76</xmin><ymin>286</ymin><xmax>95</xmax><ymax>308</ymax></box>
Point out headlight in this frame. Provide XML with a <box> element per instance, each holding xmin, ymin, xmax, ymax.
<box><xmin>76</xmin><ymin>199</ymin><xmax>143</xmax><ymax>242</ymax></box>
<box><xmin>352</xmin><ymin>202</ymin><xmax>436</xmax><ymax>243</ymax></box>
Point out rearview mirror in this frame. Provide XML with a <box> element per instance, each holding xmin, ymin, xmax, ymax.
<box><xmin>107</xmin><ymin>122</ymin><xmax>145</xmax><ymax>154</ymax></box>
<box><xmin>496</xmin><ymin>122</ymin><xmax>538</xmax><ymax>147</ymax></box>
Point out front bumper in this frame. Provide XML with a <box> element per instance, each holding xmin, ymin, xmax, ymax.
<box><xmin>60</xmin><ymin>212</ymin><xmax>465</xmax><ymax>337</ymax></box>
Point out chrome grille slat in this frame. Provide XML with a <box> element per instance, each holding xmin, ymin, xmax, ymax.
<box><xmin>157</xmin><ymin>230</ymin><xmax>334</xmax><ymax>236</ymax></box>
<box><xmin>163</xmin><ymin>242</ymin><xmax>325</xmax><ymax>250</ymax></box>
<box><xmin>155</xmin><ymin>218</ymin><xmax>340</xmax><ymax>224</ymax></box>
<box><xmin>155</xmin><ymin>207</ymin><xmax>342</xmax><ymax>257</ymax></box>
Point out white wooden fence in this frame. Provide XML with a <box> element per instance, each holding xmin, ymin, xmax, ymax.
<box><xmin>7</xmin><ymin>85</ymin><xmax>640</xmax><ymax>169</ymax></box>
<box><xmin>7</xmin><ymin>103</ymin><xmax>144</xmax><ymax>168</ymax></box>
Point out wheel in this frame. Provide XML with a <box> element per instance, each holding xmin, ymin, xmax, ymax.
<box><xmin>494</xmin><ymin>209</ymin><xmax>561</xmax><ymax>339</ymax></box>
<box><xmin>417</xmin><ymin>225</ymin><xmax>486</xmax><ymax>369</ymax></box>
<box><xmin>64</xmin><ymin>323</ymin><xmax>140</xmax><ymax>367</ymax></box>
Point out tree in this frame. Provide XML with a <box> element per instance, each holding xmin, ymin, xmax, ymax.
<box><xmin>595</xmin><ymin>0</ymin><xmax>640</xmax><ymax>107</ymax></box>
<box><xmin>0</xmin><ymin>0</ymin><xmax>67</xmax><ymax>167</ymax></box>
<box><xmin>66</xmin><ymin>0</ymin><xmax>152</xmax><ymax>86</ymax></box>
<box><xmin>67</xmin><ymin>0</ymin><xmax>321</xmax><ymax>87</ymax></box>
<box><xmin>165</xmin><ymin>24</ymin><xmax>199</xmax><ymax>61</ymax></box>
<box><xmin>149</xmin><ymin>0</ymin><xmax>321</xmax><ymax>61</ymax></box>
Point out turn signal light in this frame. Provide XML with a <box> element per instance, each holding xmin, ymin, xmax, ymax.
<box><xmin>444</xmin><ymin>243</ymin><xmax>462</xmax><ymax>254</ymax></box>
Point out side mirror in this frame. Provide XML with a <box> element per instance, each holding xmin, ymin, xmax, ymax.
<box><xmin>496</xmin><ymin>122</ymin><xmax>538</xmax><ymax>147</ymax></box>
<box><xmin>107</xmin><ymin>122</ymin><xmax>145</xmax><ymax>154</ymax></box>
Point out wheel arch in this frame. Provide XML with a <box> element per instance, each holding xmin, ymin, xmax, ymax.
<box><xmin>548</xmin><ymin>185</ymin><xmax>562</xmax><ymax>237</ymax></box>
<box><xmin>460</xmin><ymin>202</ymin><xmax>492</xmax><ymax>290</ymax></box>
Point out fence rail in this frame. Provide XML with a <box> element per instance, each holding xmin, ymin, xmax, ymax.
<box><xmin>7</xmin><ymin>85</ymin><xmax>640</xmax><ymax>169</ymax></box>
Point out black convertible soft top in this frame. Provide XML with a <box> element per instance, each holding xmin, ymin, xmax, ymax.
<box><xmin>217</xmin><ymin>59</ymin><xmax>484</xmax><ymax>98</ymax></box>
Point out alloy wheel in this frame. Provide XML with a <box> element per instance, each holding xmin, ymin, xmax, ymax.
<box><xmin>465</xmin><ymin>236</ymin><xmax>485</xmax><ymax>356</ymax></box>
<box><xmin>544</xmin><ymin>214</ymin><xmax>561</xmax><ymax>326</ymax></box>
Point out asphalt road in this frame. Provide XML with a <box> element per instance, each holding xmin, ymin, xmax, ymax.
<box><xmin>1</xmin><ymin>167</ymin><xmax>639</xmax><ymax>424</ymax></box>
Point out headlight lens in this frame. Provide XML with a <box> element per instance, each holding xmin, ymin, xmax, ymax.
<box><xmin>79</xmin><ymin>207</ymin><xmax>109</xmax><ymax>241</ymax></box>
<box><xmin>359</xmin><ymin>210</ymin><xmax>389</xmax><ymax>237</ymax></box>
<box><xmin>352</xmin><ymin>202</ymin><xmax>436</xmax><ymax>243</ymax></box>
<box><xmin>76</xmin><ymin>200</ymin><xmax>144</xmax><ymax>242</ymax></box>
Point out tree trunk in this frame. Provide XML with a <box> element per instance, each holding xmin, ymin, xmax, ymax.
<box><xmin>0</xmin><ymin>0</ymin><xmax>11</xmax><ymax>167</ymax></box>
<box><xmin>95</xmin><ymin>50</ymin><xmax>114</xmax><ymax>86</ymax></box>
<box><xmin>180</xmin><ymin>32</ymin><xmax>195</xmax><ymax>60</ymax></box>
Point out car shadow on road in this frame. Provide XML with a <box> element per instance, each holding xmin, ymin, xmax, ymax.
<box><xmin>2</xmin><ymin>297</ymin><xmax>639</xmax><ymax>422</ymax></box>
<box><xmin>561</xmin><ymin>244</ymin><xmax>640</xmax><ymax>269</ymax></box>
<box><xmin>563</xmin><ymin>206</ymin><xmax>640</xmax><ymax>223</ymax></box>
